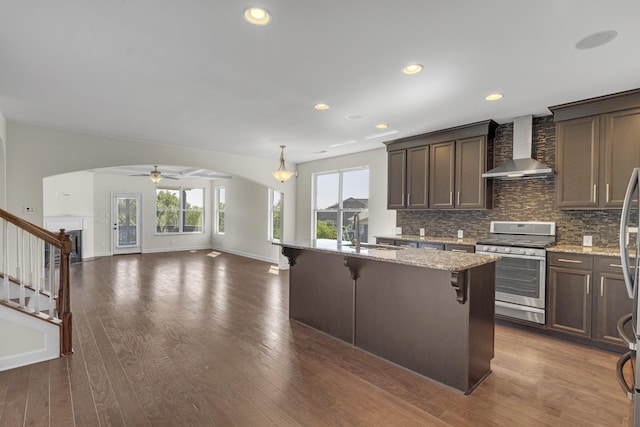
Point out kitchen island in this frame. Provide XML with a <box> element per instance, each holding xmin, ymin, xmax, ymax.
<box><xmin>278</xmin><ymin>240</ymin><xmax>499</xmax><ymax>394</ymax></box>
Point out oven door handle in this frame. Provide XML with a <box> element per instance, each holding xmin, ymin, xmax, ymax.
<box><xmin>476</xmin><ymin>251</ymin><xmax>545</xmax><ymax>261</ymax></box>
<box><xmin>616</xmin><ymin>351</ymin><xmax>635</xmax><ymax>400</ymax></box>
<box><xmin>617</xmin><ymin>313</ymin><xmax>637</xmax><ymax>350</ymax></box>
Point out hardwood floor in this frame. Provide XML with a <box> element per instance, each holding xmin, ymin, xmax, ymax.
<box><xmin>0</xmin><ymin>249</ymin><xmax>634</xmax><ymax>426</ymax></box>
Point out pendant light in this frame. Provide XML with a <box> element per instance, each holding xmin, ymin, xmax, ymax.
<box><xmin>272</xmin><ymin>145</ymin><xmax>294</xmax><ymax>183</ymax></box>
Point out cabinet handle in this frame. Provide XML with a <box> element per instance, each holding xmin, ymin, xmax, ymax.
<box><xmin>593</xmin><ymin>184</ymin><xmax>597</xmax><ymax>203</ymax></box>
<box><xmin>557</xmin><ymin>258</ymin><xmax>583</xmax><ymax>264</ymax></box>
<box><xmin>401</xmin><ymin>194</ymin><xmax>404</xmax><ymax>206</ymax></box>
<box><xmin>407</xmin><ymin>193</ymin><xmax>411</xmax><ymax>206</ymax></box>
<box><xmin>451</xmin><ymin>249</ymin><xmax>467</xmax><ymax>252</ymax></box>
<box><xmin>600</xmin><ymin>276</ymin><xmax>604</xmax><ymax>297</ymax></box>
<box><xmin>610</xmin><ymin>263</ymin><xmax>636</xmax><ymax>269</ymax></box>
<box><xmin>449</xmin><ymin>192</ymin><xmax>453</xmax><ymax>206</ymax></box>
<box><xmin>586</xmin><ymin>275</ymin><xmax>590</xmax><ymax>294</ymax></box>
<box><xmin>457</xmin><ymin>191</ymin><xmax>460</xmax><ymax>206</ymax></box>
<box><xmin>606</xmin><ymin>183</ymin><xmax>610</xmax><ymax>203</ymax></box>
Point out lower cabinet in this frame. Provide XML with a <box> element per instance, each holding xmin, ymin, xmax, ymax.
<box><xmin>548</xmin><ymin>252</ymin><xmax>632</xmax><ymax>350</ymax></box>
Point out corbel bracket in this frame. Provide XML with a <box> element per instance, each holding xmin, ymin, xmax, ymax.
<box><xmin>281</xmin><ymin>247</ymin><xmax>302</xmax><ymax>267</ymax></box>
<box><xmin>450</xmin><ymin>271</ymin><xmax>467</xmax><ymax>304</ymax></box>
<box><xmin>343</xmin><ymin>257</ymin><xmax>360</xmax><ymax>280</ymax></box>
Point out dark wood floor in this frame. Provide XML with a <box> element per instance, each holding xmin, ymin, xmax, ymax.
<box><xmin>0</xmin><ymin>250</ymin><xmax>634</xmax><ymax>426</ymax></box>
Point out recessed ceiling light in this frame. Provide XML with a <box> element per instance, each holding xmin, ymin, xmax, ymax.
<box><xmin>402</xmin><ymin>64</ymin><xmax>423</xmax><ymax>75</ymax></box>
<box><xmin>485</xmin><ymin>93</ymin><xmax>503</xmax><ymax>101</ymax></box>
<box><xmin>314</xmin><ymin>103</ymin><xmax>330</xmax><ymax>110</ymax></box>
<box><xmin>243</xmin><ymin>7</ymin><xmax>271</xmax><ymax>26</ymax></box>
<box><xmin>575</xmin><ymin>30</ymin><xmax>618</xmax><ymax>50</ymax></box>
<box><xmin>375</xmin><ymin>123</ymin><xmax>389</xmax><ymax>129</ymax></box>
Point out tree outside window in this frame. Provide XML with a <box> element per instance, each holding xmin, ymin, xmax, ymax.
<box><xmin>269</xmin><ymin>189</ymin><xmax>282</xmax><ymax>241</ymax></box>
<box><xmin>314</xmin><ymin>168</ymin><xmax>369</xmax><ymax>243</ymax></box>
<box><xmin>156</xmin><ymin>187</ymin><xmax>204</xmax><ymax>234</ymax></box>
<box><xmin>215</xmin><ymin>187</ymin><xmax>225</xmax><ymax>234</ymax></box>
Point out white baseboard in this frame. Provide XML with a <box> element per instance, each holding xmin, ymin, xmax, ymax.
<box><xmin>143</xmin><ymin>245</ymin><xmax>212</xmax><ymax>254</ymax></box>
<box><xmin>209</xmin><ymin>246</ymin><xmax>279</xmax><ymax>265</ymax></box>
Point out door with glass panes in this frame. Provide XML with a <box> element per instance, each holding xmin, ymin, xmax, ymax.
<box><xmin>112</xmin><ymin>193</ymin><xmax>142</xmax><ymax>254</ymax></box>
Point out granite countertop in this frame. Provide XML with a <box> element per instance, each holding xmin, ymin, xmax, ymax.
<box><xmin>547</xmin><ymin>245</ymin><xmax>621</xmax><ymax>257</ymax></box>
<box><xmin>276</xmin><ymin>240</ymin><xmax>500</xmax><ymax>272</ymax></box>
<box><xmin>375</xmin><ymin>234</ymin><xmax>478</xmax><ymax>246</ymax></box>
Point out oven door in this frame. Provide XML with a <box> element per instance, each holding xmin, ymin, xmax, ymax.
<box><xmin>477</xmin><ymin>250</ymin><xmax>546</xmax><ymax>321</ymax></box>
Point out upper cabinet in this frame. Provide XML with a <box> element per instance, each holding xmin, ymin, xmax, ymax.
<box><xmin>385</xmin><ymin>120</ymin><xmax>497</xmax><ymax>210</ymax></box>
<box><xmin>550</xmin><ymin>89</ymin><xmax>640</xmax><ymax>209</ymax></box>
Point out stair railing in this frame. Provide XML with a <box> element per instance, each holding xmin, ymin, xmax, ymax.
<box><xmin>0</xmin><ymin>208</ymin><xmax>72</xmax><ymax>355</ymax></box>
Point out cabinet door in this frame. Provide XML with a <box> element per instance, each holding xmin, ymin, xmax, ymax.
<box><xmin>556</xmin><ymin>116</ymin><xmax>600</xmax><ymax>208</ymax></box>
<box><xmin>455</xmin><ymin>136</ymin><xmax>488</xmax><ymax>209</ymax></box>
<box><xmin>593</xmin><ymin>272</ymin><xmax>633</xmax><ymax>346</ymax></box>
<box><xmin>429</xmin><ymin>141</ymin><xmax>455</xmax><ymax>209</ymax></box>
<box><xmin>548</xmin><ymin>266</ymin><xmax>592</xmax><ymax>337</ymax></box>
<box><xmin>603</xmin><ymin>108</ymin><xmax>640</xmax><ymax>207</ymax></box>
<box><xmin>387</xmin><ymin>150</ymin><xmax>406</xmax><ymax>209</ymax></box>
<box><xmin>406</xmin><ymin>146</ymin><xmax>429</xmax><ymax>209</ymax></box>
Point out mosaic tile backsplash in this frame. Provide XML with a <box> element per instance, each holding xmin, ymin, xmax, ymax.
<box><xmin>396</xmin><ymin>115</ymin><xmax>623</xmax><ymax>247</ymax></box>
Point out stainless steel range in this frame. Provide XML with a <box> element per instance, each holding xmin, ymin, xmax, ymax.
<box><xmin>475</xmin><ymin>221</ymin><xmax>556</xmax><ymax>325</ymax></box>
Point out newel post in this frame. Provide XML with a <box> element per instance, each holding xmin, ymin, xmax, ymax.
<box><xmin>57</xmin><ymin>229</ymin><xmax>73</xmax><ymax>355</ymax></box>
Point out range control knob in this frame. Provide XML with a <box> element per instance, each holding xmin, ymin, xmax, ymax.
<box><xmin>525</xmin><ymin>249</ymin><xmax>535</xmax><ymax>256</ymax></box>
<box><xmin>482</xmin><ymin>246</ymin><xmax>489</xmax><ymax>252</ymax></box>
<box><xmin>519</xmin><ymin>248</ymin><xmax>526</xmax><ymax>254</ymax></box>
<box><xmin>504</xmin><ymin>248</ymin><xmax>511</xmax><ymax>253</ymax></box>
<box><xmin>489</xmin><ymin>247</ymin><xmax>497</xmax><ymax>252</ymax></box>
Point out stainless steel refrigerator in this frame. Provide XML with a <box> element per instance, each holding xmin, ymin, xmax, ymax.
<box><xmin>617</xmin><ymin>167</ymin><xmax>640</xmax><ymax>425</ymax></box>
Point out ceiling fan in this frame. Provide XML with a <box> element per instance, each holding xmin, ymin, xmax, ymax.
<box><xmin>130</xmin><ymin>165</ymin><xmax>179</xmax><ymax>183</ymax></box>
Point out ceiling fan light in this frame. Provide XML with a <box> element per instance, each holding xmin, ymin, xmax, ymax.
<box><xmin>273</xmin><ymin>145</ymin><xmax>294</xmax><ymax>183</ymax></box>
<box><xmin>150</xmin><ymin>171</ymin><xmax>162</xmax><ymax>184</ymax></box>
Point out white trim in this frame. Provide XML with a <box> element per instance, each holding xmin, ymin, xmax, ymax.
<box><xmin>142</xmin><ymin>244</ymin><xmax>212</xmax><ymax>254</ymax></box>
<box><xmin>210</xmin><ymin>245</ymin><xmax>278</xmax><ymax>265</ymax></box>
<box><xmin>0</xmin><ymin>305</ymin><xmax>60</xmax><ymax>372</ymax></box>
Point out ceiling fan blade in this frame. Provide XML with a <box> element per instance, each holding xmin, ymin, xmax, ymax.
<box><xmin>129</xmin><ymin>174</ymin><xmax>151</xmax><ymax>177</ymax></box>
<box><xmin>164</xmin><ymin>176</ymin><xmax>179</xmax><ymax>180</ymax></box>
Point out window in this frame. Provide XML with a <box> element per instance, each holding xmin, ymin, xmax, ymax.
<box><xmin>314</xmin><ymin>167</ymin><xmax>369</xmax><ymax>243</ymax></box>
<box><xmin>156</xmin><ymin>187</ymin><xmax>204</xmax><ymax>234</ymax></box>
<box><xmin>214</xmin><ymin>187</ymin><xmax>225</xmax><ymax>234</ymax></box>
<box><xmin>268</xmin><ymin>189</ymin><xmax>283</xmax><ymax>242</ymax></box>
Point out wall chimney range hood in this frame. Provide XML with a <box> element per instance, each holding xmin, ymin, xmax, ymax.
<box><xmin>482</xmin><ymin>115</ymin><xmax>553</xmax><ymax>179</ymax></box>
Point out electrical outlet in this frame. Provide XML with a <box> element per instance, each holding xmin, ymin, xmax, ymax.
<box><xmin>419</xmin><ymin>228</ymin><xmax>425</xmax><ymax>236</ymax></box>
<box><xmin>457</xmin><ymin>230</ymin><xmax>464</xmax><ymax>239</ymax></box>
<box><xmin>23</xmin><ymin>206</ymin><xmax>35</xmax><ymax>214</ymax></box>
<box><xmin>583</xmin><ymin>235</ymin><xmax>593</xmax><ymax>247</ymax></box>
<box><xmin>395</xmin><ymin>227</ymin><xmax>402</xmax><ymax>235</ymax></box>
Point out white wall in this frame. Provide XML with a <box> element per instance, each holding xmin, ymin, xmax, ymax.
<box><xmin>5</xmin><ymin>121</ymin><xmax>296</xmax><ymax>259</ymax></box>
<box><xmin>210</xmin><ymin>176</ymin><xmax>280</xmax><ymax>264</ymax></box>
<box><xmin>0</xmin><ymin>110</ymin><xmax>6</xmax><ymax>209</ymax></box>
<box><xmin>6</xmin><ymin>122</ymin><xmax>295</xmax><ymax>232</ymax></box>
<box><xmin>43</xmin><ymin>171</ymin><xmax>213</xmax><ymax>258</ymax></box>
<box><xmin>295</xmin><ymin>148</ymin><xmax>396</xmax><ymax>241</ymax></box>
<box><xmin>94</xmin><ymin>173</ymin><xmax>212</xmax><ymax>256</ymax></box>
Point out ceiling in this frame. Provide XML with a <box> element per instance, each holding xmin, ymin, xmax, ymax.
<box><xmin>1</xmin><ymin>1</ymin><xmax>639</xmax><ymax>165</ymax></box>
<box><xmin>90</xmin><ymin>165</ymin><xmax>232</xmax><ymax>181</ymax></box>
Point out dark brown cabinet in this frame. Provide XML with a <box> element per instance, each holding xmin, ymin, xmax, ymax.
<box><xmin>551</xmin><ymin>90</ymin><xmax>640</xmax><ymax>209</ymax></box>
<box><xmin>455</xmin><ymin>136</ymin><xmax>491</xmax><ymax>209</ymax></box>
<box><xmin>385</xmin><ymin>120</ymin><xmax>497</xmax><ymax>210</ymax></box>
<box><xmin>429</xmin><ymin>141</ymin><xmax>455</xmax><ymax>208</ymax></box>
<box><xmin>548</xmin><ymin>252</ymin><xmax>633</xmax><ymax>351</ymax></box>
<box><xmin>593</xmin><ymin>257</ymin><xmax>634</xmax><ymax>347</ymax></box>
<box><xmin>445</xmin><ymin>243</ymin><xmax>475</xmax><ymax>253</ymax></box>
<box><xmin>387</xmin><ymin>150</ymin><xmax>406</xmax><ymax>209</ymax></box>
<box><xmin>387</xmin><ymin>146</ymin><xmax>429</xmax><ymax>209</ymax></box>
<box><xmin>548</xmin><ymin>253</ymin><xmax>593</xmax><ymax>337</ymax></box>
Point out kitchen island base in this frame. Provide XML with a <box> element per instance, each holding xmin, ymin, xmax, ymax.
<box><xmin>282</xmin><ymin>245</ymin><xmax>496</xmax><ymax>394</ymax></box>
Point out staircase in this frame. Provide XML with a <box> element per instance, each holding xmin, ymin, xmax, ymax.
<box><xmin>0</xmin><ymin>208</ymin><xmax>72</xmax><ymax>371</ymax></box>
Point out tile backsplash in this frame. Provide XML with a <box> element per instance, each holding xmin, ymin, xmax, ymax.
<box><xmin>396</xmin><ymin>115</ymin><xmax>622</xmax><ymax>247</ymax></box>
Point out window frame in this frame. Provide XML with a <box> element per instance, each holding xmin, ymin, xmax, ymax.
<box><xmin>268</xmin><ymin>188</ymin><xmax>283</xmax><ymax>242</ymax></box>
<box><xmin>214</xmin><ymin>186</ymin><xmax>225</xmax><ymax>235</ymax></box>
<box><xmin>312</xmin><ymin>166</ymin><xmax>369</xmax><ymax>243</ymax></box>
<box><xmin>155</xmin><ymin>186</ymin><xmax>205</xmax><ymax>235</ymax></box>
